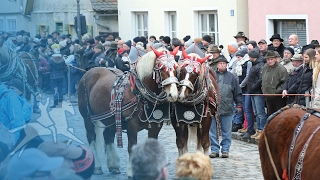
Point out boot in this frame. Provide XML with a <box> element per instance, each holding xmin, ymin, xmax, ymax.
<box><xmin>251</xmin><ymin>130</ymin><xmax>260</xmax><ymax>138</ymax></box>
<box><xmin>50</xmin><ymin>99</ymin><xmax>58</xmax><ymax>108</ymax></box>
<box><xmin>238</xmin><ymin>127</ymin><xmax>248</xmax><ymax>133</ymax></box>
<box><xmin>254</xmin><ymin>130</ymin><xmax>263</xmax><ymax>139</ymax></box>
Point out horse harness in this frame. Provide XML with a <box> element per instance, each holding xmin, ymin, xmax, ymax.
<box><xmin>265</xmin><ymin>104</ymin><xmax>320</xmax><ymax>180</ymax></box>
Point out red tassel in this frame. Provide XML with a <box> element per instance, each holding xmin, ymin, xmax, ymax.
<box><xmin>282</xmin><ymin>169</ymin><xmax>288</xmax><ymax>180</ymax></box>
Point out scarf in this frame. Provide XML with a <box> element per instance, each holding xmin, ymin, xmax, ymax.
<box><xmin>234</xmin><ymin>54</ymin><xmax>249</xmax><ymax>76</ymax></box>
<box><xmin>291</xmin><ymin>64</ymin><xmax>304</xmax><ymax>76</ymax></box>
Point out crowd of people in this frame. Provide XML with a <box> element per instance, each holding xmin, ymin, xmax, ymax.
<box><xmin>1</xmin><ymin>29</ymin><xmax>320</xmax><ymax>179</ymax></box>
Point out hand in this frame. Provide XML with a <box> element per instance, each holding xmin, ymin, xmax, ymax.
<box><xmin>282</xmin><ymin>90</ymin><xmax>288</xmax><ymax>98</ymax></box>
<box><xmin>236</xmin><ymin>106</ymin><xmax>242</xmax><ymax>114</ymax></box>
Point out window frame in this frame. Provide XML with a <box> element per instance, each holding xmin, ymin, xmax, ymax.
<box><xmin>198</xmin><ymin>11</ymin><xmax>219</xmax><ymax>44</ymax></box>
<box><xmin>6</xmin><ymin>17</ymin><xmax>17</xmax><ymax>33</ymax></box>
<box><xmin>135</xmin><ymin>12</ymin><xmax>148</xmax><ymax>37</ymax></box>
<box><xmin>168</xmin><ymin>11</ymin><xmax>177</xmax><ymax>38</ymax></box>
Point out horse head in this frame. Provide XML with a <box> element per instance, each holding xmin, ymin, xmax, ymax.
<box><xmin>178</xmin><ymin>47</ymin><xmax>210</xmax><ymax>102</ymax></box>
<box><xmin>150</xmin><ymin>46</ymin><xmax>180</xmax><ymax>102</ymax></box>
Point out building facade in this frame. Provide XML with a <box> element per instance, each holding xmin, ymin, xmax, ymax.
<box><xmin>117</xmin><ymin>0</ymin><xmax>249</xmax><ymax>47</ymax></box>
<box><xmin>0</xmin><ymin>0</ymin><xmax>33</xmax><ymax>34</ymax></box>
<box><xmin>248</xmin><ymin>0</ymin><xmax>320</xmax><ymax>46</ymax></box>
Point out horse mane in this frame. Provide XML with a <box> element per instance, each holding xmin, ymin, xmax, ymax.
<box><xmin>136</xmin><ymin>47</ymin><xmax>166</xmax><ymax>80</ymax></box>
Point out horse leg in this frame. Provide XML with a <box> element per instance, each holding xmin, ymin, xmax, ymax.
<box><xmin>126</xmin><ymin>119</ymin><xmax>139</xmax><ymax>178</ymax></box>
<box><xmin>87</xmin><ymin>121</ymin><xmax>104</xmax><ymax>175</ymax></box>
<box><xmin>148</xmin><ymin>122</ymin><xmax>163</xmax><ymax>139</ymax></box>
<box><xmin>198</xmin><ymin>117</ymin><xmax>211</xmax><ymax>155</ymax></box>
<box><xmin>103</xmin><ymin>124</ymin><xmax>120</xmax><ymax>174</ymax></box>
<box><xmin>172</xmin><ymin>117</ymin><xmax>188</xmax><ymax>156</ymax></box>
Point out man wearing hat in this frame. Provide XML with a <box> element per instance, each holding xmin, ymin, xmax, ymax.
<box><xmin>267</xmin><ymin>34</ymin><xmax>286</xmax><ymax>58</ymax></box>
<box><xmin>87</xmin><ymin>43</ymin><xmax>105</xmax><ymax>68</ymax></box>
<box><xmin>262</xmin><ymin>50</ymin><xmax>288</xmax><ymax>117</ymax></box>
<box><xmin>100</xmin><ymin>41</ymin><xmax>118</xmax><ymax>67</ymax></box>
<box><xmin>282</xmin><ymin>53</ymin><xmax>304</xmax><ymax>104</ymax></box>
<box><xmin>233</xmin><ymin>31</ymin><xmax>248</xmax><ymax>43</ymax></box>
<box><xmin>258</xmin><ymin>39</ymin><xmax>268</xmax><ymax>56</ymax></box>
<box><xmin>280</xmin><ymin>47</ymin><xmax>295</xmax><ymax>74</ymax></box>
<box><xmin>207</xmin><ymin>44</ymin><xmax>221</xmax><ymax>71</ymax></box>
<box><xmin>209</xmin><ymin>55</ymin><xmax>242</xmax><ymax>158</ymax></box>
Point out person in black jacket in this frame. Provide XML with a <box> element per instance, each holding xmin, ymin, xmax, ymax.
<box><xmin>115</xmin><ymin>50</ymin><xmax>130</xmax><ymax>72</ymax></box>
<box><xmin>267</xmin><ymin>34</ymin><xmax>286</xmax><ymax>58</ymax></box>
<box><xmin>246</xmin><ymin>49</ymin><xmax>268</xmax><ymax>139</ymax></box>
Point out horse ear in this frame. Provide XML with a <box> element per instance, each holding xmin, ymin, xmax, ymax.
<box><xmin>150</xmin><ymin>46</ymin><xmax>162</xmax><ymax>57</ymax></box>
<box><xmin>196</xmin><ymin>55</ymin><xmax>211</xmax><ymax>64</ymax></box>
<box><xmin>181</xmin><ymin>47</ymin><xmax>190</xmax><ymax>59</ymax></box>
<box><xmin>170</xmin><ymin>46</ymin><xmax>179</xmax><ymax>56</ymax></box>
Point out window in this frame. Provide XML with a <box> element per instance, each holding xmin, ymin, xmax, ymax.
<box><xmin>55</xmin><ymin>22</ymin><xmax>64</xmax><ymax>35</ymax></box>
<box><xmin>0</xmin><ymin>19</ymin><xmax>4</xmax><ymax>31</ymax></box>
<box><xmin>168</xmin><ymin>12</ymin><xmax>177</xmax><ymax>38</ymax></box>
<box><xmin>7</xmin><ymin>19</ymin><xmax>16</xmax><ymax>33</ymax></box>
<box><xmin>199</xmin><ymin>12</ymin><xmax>218</xmax><ymax>44</ymax></box>
<box><xmin>274</xmin><ymin>20</ymin><xmax>307</xmax><ymax>46</ymax></box>
<box><xmin>136</xmin><ymin>12</ymin><xmax>148</xmax><ymax>37</ymax></box>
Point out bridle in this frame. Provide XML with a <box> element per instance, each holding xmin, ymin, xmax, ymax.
<box><xmin>154</xmin><ymin>51</ymin><xmax>180</xmax><ymax>87</ymax></box>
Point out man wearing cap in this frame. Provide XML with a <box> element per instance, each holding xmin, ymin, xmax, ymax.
<box><xmin>246</xmin><ymin>48</ymin><xmax>268</xmax><ymax>139</ymax></box>
<box><xmin>101</xmin><ymin>41</ymin><xmax>118</xmax><ymax>67</ymax></box>
<box><xmin>262</xmin><ymin>50</ymin><xmax>288</xmax><ymax>116</ymax></box>
<box><xmin>288</xmin><ymin>34</ymin><xmax>302</xmax><ymax>53</ymax></box>
<box><xmin>88</xmin><ymin>43</ymin><xmax>105</xmax><ymax>68</ymax></box>
<box><xmin>226</xmin><ymin>41</ymin><xmax>238</xmax><ymax>72</ymax></box>
<box><xmin>258</xmin><ymin>39</ymin><xmax>268</xmax><ymax>56</ymax></box>
<box><xmin>233</xmin><ymin>31</ymin><xmax>248</xmax><ymax>43</ymax></box>
<box><xmin>209</xmin><ymin>55</ymin><xmax>242</xmax><ymax>158</ymax></box>
<box><xmin>280</xmin><ymin>47</ymin><xmax>295</xmax><ymax>74</ymax></box>
<box><xmin>201</xmin><ymin>35</ymin><xmax>213</xmax><ymax>50</ymax></box>
<box><xmin>282</xmin><ymin>53</ymin><xmax>305</xmax><ymax>104</ymax></box>
<box><xmin>267</xmin><ymin>34</ymin><xmax>286</xmax><ymax>58</ymax></box>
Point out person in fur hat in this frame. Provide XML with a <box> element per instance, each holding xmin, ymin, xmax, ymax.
<box><xmin>267</xmin><ymin>34</ymin><xmax>286</xmax><ymax>58</ymax></box>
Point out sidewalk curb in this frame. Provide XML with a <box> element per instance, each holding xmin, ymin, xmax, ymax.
<box><xmin>231</xmin><ymin>132</ymin><xmax>259</xmax><ymax>145</ymax></box>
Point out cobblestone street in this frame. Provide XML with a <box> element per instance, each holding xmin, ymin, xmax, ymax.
<box><xmin>32</xmin><ymin>96</ymin><xmax>263</xmax><ymax>180</ymax></box>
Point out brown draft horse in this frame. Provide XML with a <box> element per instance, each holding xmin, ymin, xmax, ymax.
<box><xmin>78</xmin><ymin>47</ymin><xmax>180</xmax><ymax>176</ymax></box>
<box><xmin>259</xmin><ymin>105</ymin><xmax>320</xmax><ymax>180</ymax></box>
<box><xmin>172</xmin><ymin>49</ymin><xmax>220</xmax><ymax>156</ymax></box>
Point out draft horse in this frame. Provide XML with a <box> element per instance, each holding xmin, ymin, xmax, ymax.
<box><xmin>0</xmin><ymin>39</ymin><xmax>39</xmax><ymax>107</ymax></box>
<box><xmin>259</xmin><ymin>104</ymin><xmax>320</xmax><ymax>180</ymax></box>
<box><xmin>78</xmin><ymin>47</ymin><xmax>180</xmax><ymax>176</ymax></box>
<box><xmin>172</xmin><ymin>48</ymin><xmax>220</xmax><ymax>156</ymax></box>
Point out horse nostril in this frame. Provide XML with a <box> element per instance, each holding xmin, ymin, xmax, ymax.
<box><xmin>169</xmin><ymin>93</ymin><xmax>172</xmax><ymax>97</ymax></box>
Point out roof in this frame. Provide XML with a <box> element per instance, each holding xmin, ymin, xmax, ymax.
<box><xmin>90</xmin><ymin>0</ymin><xmax>118</xmax><ymax>11</ymax></box>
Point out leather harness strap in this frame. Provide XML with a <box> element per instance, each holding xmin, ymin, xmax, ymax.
<box><xmin>264</xmin><ymin>133</ymin><xmax>282</xmax><ymax>180</ymax></box>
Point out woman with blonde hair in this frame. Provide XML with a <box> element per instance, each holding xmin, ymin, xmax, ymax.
<box><xmin>175</xmin><ymin>152</ymin><xmax>213</xmax><ymax>180</ymax></box>
<box><xmin>311</xmin><ymin>48</ymin><xmax>320</xmax><ymax>107</ymax></box>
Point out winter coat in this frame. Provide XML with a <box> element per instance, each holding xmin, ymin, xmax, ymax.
<box><xmin>83</xmin><ymin>47</ymin><xmax>94</xmax><ymax>68</ymax></box>
<box><xmin>267</xmin><ymin>43</ymin><xmax>286</xmax><ymax>58</ymax></box>
<box><xmin>101</xmin><ymin>49</ymin><xmax>117</xmax><ymax>68</ymax></box>
<box><xmin>295</xmin><ymin>64</ymin><xmax>313</xmax><ymax>105</ymax></box>
<box><xmin>49</xmin><ymin>56</ymin><xmax>66</xmax><ymax>79</ymax></box>
<box><xmin>89</xmin><ymin>52</ymin><xmax>105</xmax><ymax>67</ymax></box>
<box><xmin>282</xmin><ymin>64</ymin><xmax>304</xmax><ymax>104</ymax></box>
<box><xmin>280</xmin><ymin>59</ymin><xmax>295</xmax><ymax>74</ymax></box>
<box><xmin>115</xmin><ymin>55</ymin><xmax>130</xmax><ymax>72</ymax></box>
<box><xmin>37</xmin><ymin>57</ymin><xmax>50</xmax><ymax>88</ymax></box>
<box><xmin>0</xmin><ymin>84</ymin><xmax>31</xmax><ymax>142</ymax></box>
<box><xmin>215</xmin><ymin>69</ymin><xmax>242</xmax><ymax>115</ymax></box>
<box><xmin>247</xmin><ymin>56</ymin><xmax>265</xmax><ymax>94</ymax></box>
<box><xmin>261</xmin><ymin>62</ymin><xmax>289</xmax><ymax>99</ymax></box>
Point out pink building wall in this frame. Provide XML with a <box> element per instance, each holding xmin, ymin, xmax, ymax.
<box><xmin>248</xmin><ymin>0</ymin><xmax>320</xmax><ymax>45</ymax></box>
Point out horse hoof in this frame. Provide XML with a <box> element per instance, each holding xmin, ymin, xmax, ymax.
<box><xmin>109</xmin><ymin>168</ymin><xmax>121</xmax><ymax>174</ymax></box>
<box><xmin>94</xmin><ymin>167</ymin><xmax>103</xmax><ymax>175</ymax></box>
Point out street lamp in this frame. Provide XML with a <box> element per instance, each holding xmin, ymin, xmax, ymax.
<box><xmin>76</xmin><ymin>0</ymin><xmax>82</xmax><ymax>45</ymax></box>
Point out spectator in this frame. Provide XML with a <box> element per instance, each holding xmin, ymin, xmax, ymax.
<box><xmin>267</xmin><ymin>34</ymin><xmax>286</xmax><ymax>58</ymax></box>
<box><xmin>247</xmin><ymin>48</ymin><xmax>268</xmax><ymax>139</ymax></box>
<box><xmin>117</xmin><ymin>40</ymin><xmax>125</xmax><ymax>49</ymax></box>
<box><xmin>51</xmin><ymin>31</ymin><xmax>59</xmax><ymax>43</ymax></box>
<box><xmin>207</xmin><ymin>44</ymin><xmax>221</xmax><ymax>71</ymax></box>
<box><xmin>115</xmin><ymin>37</ymin><xmax>121</xmax><ymax>42</ymax></box>
<box><xmin>83</xmin><ymin>38</ymin><xmax>95</xmax><ymax>70</ymax></box>
<box><xmin>162</xmin><ymin>36</ymin><xmax>171</xmax><ymax>49</ymax></box>
<box><xmin>200</xmin><ymin>35</ymin><xmax>212</xmax><ymax>52</ymax></box>
<box><xmin>282</xmin><ymin>53</ymin><xmax>304</xmax><ymax>104</ymax></box>
<box><xmin>149</xmin><ymin>35</ymin><xmax>157</xmax><ymax>43</ymax></box>
<box><xmin>209</xmin><ymin>55</ymin><xmax>242</xmax><ymax>158</ymax></box>
<box><xmin>37</xmin><ymin>56</ymin><xmax>50</xmax><ymax>92</ymax></box>
<box><xmin>115</xmin><ymin>50</ymin><xmax>130</xmax><ymax>72</ymax></box>
<box><xmin>49</xmin><ymin>48</ymin><xmax>66</xmax><ymax>108</ymax></box>
<box><xmin>131</xmin><ymin>138</ymin><xmax>168</xmax><ymax>180</ymax></box>
<box><xmin>258</xmin><ymin>39</ymin><xmax>268</xmax><ymax>56</ymax></box>
<box><xmin>140</xmin><ymin>36</ymin><xmax>147</xmax><ymax>49</ymax></box>
<box><xmin>312</xmin><ymin>48</ymin><xmax>320</xmax><ymax>107</ymax></box>
<box><xmin>89</xmin><ymin>43</ymin><xmax>105</xmax><ymax>68</ymax></box>
<box><xmin>101</xmin><ymin>41</ymin><xmax>118</xmax><ymax>67</ymax></box>
<box><xmin>245</xmin><ymin>40</ymin><xmax>257</xmax><ymax>51</ymax></box>
<box><xmin>146</xmin><ymin>42</ymin><xmax>154</xmax><ymax>52</ymax></box>
<box><xmin>280</xmin><ymin>47</ymin><xmax>295</xmax><ymax>74</ymax></box>
<box><xmin>233</xmin><ymin>31</ymin><xmax>248</xmax><ymax>43</ymax></box>
<box><xmin>288</xmin><ymin>34</ymin><xmax>302</xmax><ymax>53</ymax></box>
<box><xmin>226</xmin><ymin>41</ymin><xmax>238</xmax><ymax>72</ymax></box>
<box><xmin>262</xmin><ymin>50</ymin><xmax>288</xmax><ymax>117</ymax></box>
<box><xmin>123</xmin><ymin>40</ymin><xmax>132</xmax><ymax>52</ymax></box>
<box><xmin>159</xmin><ymin>35</ymin><xmax>164</xmax><ymax>43</ymax></box>
<box><xmin>17</xmin><ymin>36</ymin><xmax>30</xmax><ymax>52</ymax></box>
<box><xmin>133</xmin><ymin>36</ymin><xmax>142</xmax><ymax>47</ymax></box>
<box><xmin>0</xmin><ymin>79</ymin><xmax>32</xmax><ymax>143</ymax></box>
<box><xmin>6</xmin><ymin>148</ymin><xmax>64</xmax><ymax>180</ymax></box>
<box><xmin>175</xmin><ymin>152</ymin><xmax>213</xmax><ymax>180</ymax></box>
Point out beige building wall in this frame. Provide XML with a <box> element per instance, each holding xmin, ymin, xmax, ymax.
<box><xmin>118</xmin><ymin>0</ymin><xmax>248</xmax><ymax>49</ymax></box>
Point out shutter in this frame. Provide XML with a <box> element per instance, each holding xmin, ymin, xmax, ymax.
<box><xmin>64</xmin><ymin>23</ymin><xmax>69</xmax><ymax>33</ymax></box>
<box><xmin>36</xmin><ymin>25</ymin><xmax>40</xmax><ymax>35</ymax></box>
<box><xmin>87</xmin><ymin>25</ymin><xmax>93</xmax><ymax>37</ymax></box>
<box><xmin>278</xmin><ymin>20</ymin><xmax>307</xmax><ymax>46</ymax></box>
<box><xmin>45</xmin><ymin>25</ymin><xmax>49</xmax><ymax>34</ymax></box>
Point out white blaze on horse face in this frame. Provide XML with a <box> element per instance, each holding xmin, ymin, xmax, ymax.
<box><xmin>179</xmin><ymin>72</ymin><xmax>190</xmax><ymax>101</ymax></box>
<box><xmin>168</xmin><ymin>69</ymin><xmax>178</xmax><ymax>102</ymax></box>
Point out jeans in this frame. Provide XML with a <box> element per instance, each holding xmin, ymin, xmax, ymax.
<box><xmin>51</xmin><ymin>78</ymin><xmax>64</xmax><ymax>100</ymax></box>
<box><xmin>209</xmin><ymin>115</ymin><xmax>233</xmax><ymax>153</ymax></box>
<box><xmin>251</xmin><ymin>96</ymin><xmax>268</xmax><ymax>130</ymax></box>
<box><xmin>233</xmin><ymin>103</ymin><xmax>243</xmax><ymax>125</ymax></box>
<box><xmin>243</xmin><ymin>90</ymin><xmax>254</xmax><ymax>132</ymax></box>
